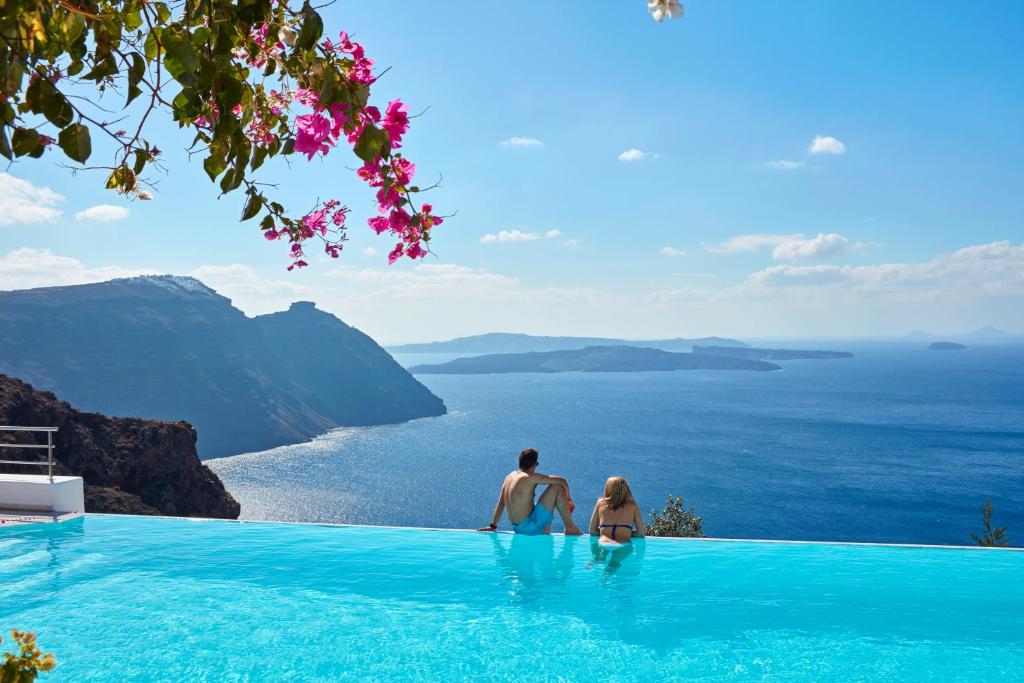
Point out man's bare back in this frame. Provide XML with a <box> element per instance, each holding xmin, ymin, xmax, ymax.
<box><xmin>478</xmin><ymin>448</ymin><xmax>583</xmax><ymax>535</ymax></box>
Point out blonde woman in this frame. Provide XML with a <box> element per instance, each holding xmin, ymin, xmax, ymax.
<box><xmin>589</xmin><ymin>476</ymin><xmax>646</xmax><ymax>545</ymax></box>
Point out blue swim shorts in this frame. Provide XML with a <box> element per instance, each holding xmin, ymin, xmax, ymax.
<box><xmin>511</xmin><ymin>505</ymin><xmax>554</xmax><ymax>535</ymax></box>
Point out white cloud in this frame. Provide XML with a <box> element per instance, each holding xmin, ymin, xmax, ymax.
<box><xmin>706</xmin><ymin>233</ymin><xmax>802</xmax><ymax>255</ymax></box>
<box><xmin>363</xmin><ymin>247</ymin><xmax>379</xmax><ymax>256</ymax></box>
<box><xmin>0</xmin><ymin>173</ymin><xmax>64</xmax><ymax>225</ymax></box>
<box><xmin>809</xmin><ymin>135</ymin><xmax>846</xmax><ymax>155</ymax></box>
<box><xmin>75</xmin><ymin>204</ymin><xmax>130</xmax><ymax>222</ymax></box>
<box><xmin>617</xmin><ymin>149</ymin><xmax>650</xmax><ymax>162</ymax></box>
<box><xmin>481</xmin><ymin>230</ymin><xmax>541</xmax><ymax>244</ymax></box>
<box><xmin>660</xmin><ymin>246</ymin><xmax>686</xmax><ymax>257</ymax></box>
<box><xmin>771</xmin><ymin>233</ymin><xmax>851</xmax><ymax>261</ymax></box>
<box><xmin>563</xmin><ymin>239</ymin><xmax>579</xmax><ymax>248</ymax></box>
<box><xmin>0</xmin><ymin>248</ymin><xmax>157</xmax><ymax>290</ymax></box>
<box><xmin>706</xmin><ymin>233</ymin><xmax>854</xmax><ymax>261</ymax></box>
<box><xmin>765</xmin><ymin>160</ymin><xmax>805</xmax><ymax>170</ymax></box>
<box><xmin>189</xmin><ymin>264</ymin><xmax>317</xmax><ymax>314</ymax></box>
<box><xmin>744</xmin><ymin>241</ymin><xmax>1024</xmax><ymax>295</ymax></box>
<box><xmin>498</xmin><ymin>137</ymin><xmax>543</xmax><ymax>148</ymax></box>
<box><xmin>481</xmin><ymin>229</ymin><xmax>565</xmax><ymax>244</ymax></box>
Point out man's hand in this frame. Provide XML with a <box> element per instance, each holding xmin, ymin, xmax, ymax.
<box><xmin>567</xmin><ymin>498</ymin><xmax>576</xmax><ymax>514</ymax></box>
<box><xmin>476</xmin><ymin>524</ymin><xmax>498</xmax><ymax>532</ymax></box>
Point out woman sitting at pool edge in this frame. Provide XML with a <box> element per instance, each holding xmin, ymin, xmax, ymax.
<box><xmin>589</xmin><ymin>476</ymin><xmax>645</xmax><ymax>544</ymax></box>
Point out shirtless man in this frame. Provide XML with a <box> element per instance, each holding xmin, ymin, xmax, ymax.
<box><xmin>477</xmin><ymin>448</ymin><xmax>584</xmax><ymax>535</ymax></box>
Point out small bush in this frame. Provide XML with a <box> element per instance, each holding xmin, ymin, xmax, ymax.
<box><xmin>972</xmin><ymin>498</ymin><xmax>1011</xmax><ymax>548</ymax></box>
<box><xmin>646</xmin><ymin>494</ymin><xmax>706</xmax><ymax>538</ymax></box>
<box><xmin>1</xmin><ymin>630</ymin><xmax>55</xmax><ymax>682</ymax></box>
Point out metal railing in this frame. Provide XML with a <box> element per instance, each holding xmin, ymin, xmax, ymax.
<box><xmin>0</xmin><ymin>426</ymin><xmax>58</xmax><ymax>482</ymax></box>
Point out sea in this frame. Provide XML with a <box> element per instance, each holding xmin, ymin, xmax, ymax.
<box><xmin>208</xmin><ymin>342</ymin><xmax>1024</xmax><ymax>546</ymax></box>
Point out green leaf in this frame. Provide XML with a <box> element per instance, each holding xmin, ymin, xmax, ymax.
<box><xmin>43</xmin><ymin>92</ymin><xmax>74</xmax><ymax>128</ymax></box>
<box><xmin>296</xmin><ymin>4</ymin><xmax>324</xmax><ymax>50</ymax></box>
<box><xmin>26</xmin><ymin>78</ymin><xmax>74</xmax><ymax>129</ymax></box>
<box><xmin>123</xmin><ymin>9</ymin><xmax>143</xmax><ymax>31</ymax></box>
<box><xmin>82</xmin><ymin>55</ymin><xmax>118</xmax><ymax>82</ymax></box>
<box><xmin>144</xmin><ymin>31</ymin><xmax>161</xmax><ymax>61</ymax></box>
<box><xmin>162</xmin><ymin>29</ymin><xmax>200</xmax><ymax>85</ymax></box>
<box><xmin>126</xmin><ymin>53</ymin><xmax>146</xmax><ymax>106</ymax></box>
<box><xmin>11</xmin><ymin>128</ymin><xmax>43</xmax><ymax>158</ymax></box>
<box><xmin>154</xmin><ymin>2</ymin><xmax>172</xmax><ymax>23</ymax></box>
<box><xmin>62</xmin><ymin>12</ymin><xmax>86</xmax><ymax>44</ymax></box>
<box><xmin>251</xmin><ymin>145</ymin><xmax>268</xmax><ymax>171</ymax></box>
<box><xmin>133</xmin><ymin>149</ymin><xmax>148</xmax><ymax>174</ymax></box>
<box><xmin>219</xmin><ymin>166</ymin><xmax>243</xmax><ymax>193</ymax></box>
<box><xmin>58</xmin><ymin>123</ymin><xmax>91</xmax><ymax>163</ymax></box>
<box><xmin>191</xmin><ymin>26</ymin><xmax>213</xmax><ymax>47</ymax></box>
<box><xmin>354</xmin><ymin>125</ymin><xmax>389</xmax><ymax>163</ymax></box>
<box><xmin>240</xmin><ymin>192</ymin><xmax>262</xmax><ymax>221</ymax></box>
<box><xmin>203</xmin><ymin>151</ymin><xmax>227</xmax><ymax>181</ymax></box>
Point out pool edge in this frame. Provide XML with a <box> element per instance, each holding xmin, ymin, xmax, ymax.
<box><xmin>59</xmin><ymin>512</ymin><xmax>1024</xmax><ymax>552</ymax></box>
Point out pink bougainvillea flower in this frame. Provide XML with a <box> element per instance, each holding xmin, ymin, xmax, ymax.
<box><xmin>390</xmin><ymin>156</ymin><xmax>415</xmax><ymax>186</ymax></box>
<box><xmin>295</xmin><ymin>87</ymin><xmax>320</xmax><ymax>108</ymax></box>
<box><xmin>357</xmin><ymin>160</ymin><xmax>383</xmax><ymax>187</ymax></box>
<box><xmin>382</xmin><ymin>100</ymin><xmax>410</xmax><ymax>148</ymax></box>
<box><xmin>302</xmin><ymin>208</ymin><xmax>329</xmax><ymax>236</ymax></box>
<box><xmin>405</xmin><ymin>241</ymin><xmax>426</xmax><ymax>260</ymax></box>
<box><xmin>387</xmin><ymin>207</ymin><xmax>411</xmax><ymax>232</ymax></box>
<box><xmin>294</xmin><ymin>113</ymin><xmax>333</xmax><ymax>159</ymax></box>
<box><xmin>387</xmin><ymin>243</ymin><xmax>405</xmax><ymax>264</ymax></box>
<box><xmin>368</xmin><ymin>216</ymin><xmax>389</xmax><ymax>234</ymax></box>
<box><xmin>375</xmin><ymin>185</ymin><xmax>402</xmax><ymax>212</ymax></box>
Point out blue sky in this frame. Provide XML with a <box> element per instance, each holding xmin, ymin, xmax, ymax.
<box><xmin>2</xmin><ymin>1</ymin><xmax>1022</xmax><ymax>342</ymax></box>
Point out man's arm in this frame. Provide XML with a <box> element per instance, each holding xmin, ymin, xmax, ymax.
<box><xmin>476</xmin><ymin>486</ymin><xmax>506</xmax><ymax>532</ymax></box>
<box><xmin>529</xmin><ymin>474</ymin><xmax>575</xmax><ymax>512</ymax></box>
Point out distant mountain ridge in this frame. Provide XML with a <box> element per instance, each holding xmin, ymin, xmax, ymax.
<box><xmin>409</xmin><ymin>346</ymin><xmax>781</xmax><ymax>374</ymax></box>
<box><xmin>0</xmin><ymin>276</ymin><xmax>446</xmax><ymax>457</ymax></box>
<box><xmin>907</xmin><ymin>325</ymin><xmax>1013</xmax><ymax>341</ymax></box>
<box><xmin>389</xmin><ymin>332</ymin><xmax>749</xmax><ymax>354</ymax></box>
<box><xmin>693</xmin><ymin>346</ymin><xmax>854</xmax><ymax>360</ymax></box>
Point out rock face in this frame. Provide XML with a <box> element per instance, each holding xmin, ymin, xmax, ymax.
<box><xmin>693</xmin><ymin>346</ymin><xmax>854</xmax><ymax>360</ymax></box>
<box><xmin>410</xmin><ymin>346</ymin><xmax>781</xmax><ymax>374</ymax></box>
<box><xmin>254</xmin><ymin>302</ymin><xmax>446</xmax><ymax>426</ymax></box>
<box><xmin>389</xmin><ymin>332</ymin><xmax>749</xmax><ymax>354</ymax></box>
<box><xmin>0</xmin><ymin>276</ymin><xmax>446</xmax><ymax>458</ymax></box>
<box><xmin>0</xmin><ymin>374</ymin><xmax>239</xmax><ymax>518</ymax></box>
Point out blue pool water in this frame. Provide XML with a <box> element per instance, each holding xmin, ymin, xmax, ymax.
<box><xmin>210</xmin><ymin>343</ymin><xmax>1024</xmax><ymax>545</ymax></box>
<box><xmin>2</xmin><ymin>515</ymin><xmax>1022</xmax><ymax>681</ymax></box>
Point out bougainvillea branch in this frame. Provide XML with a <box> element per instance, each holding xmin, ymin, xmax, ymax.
<box><xmin>0</xmin><ymin>0</ymin><xmax>440</xmax><ymax>268</ymax></box>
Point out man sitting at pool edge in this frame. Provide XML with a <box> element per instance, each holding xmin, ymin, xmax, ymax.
<box><xmin>476</xmin><ymin>448</ymin><xmax>584</xmax><ymax>535</ymax></box>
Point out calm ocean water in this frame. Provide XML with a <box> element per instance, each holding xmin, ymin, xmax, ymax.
<box><xmin>209</xmin><ymin>342</ymin><xmax>1024</xmax><ymax>545</ymax></box>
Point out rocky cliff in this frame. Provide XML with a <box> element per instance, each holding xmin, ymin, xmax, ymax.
<box><xmin>0</xmin><ymin>276</ymin><xmax>446</xmax><ymax>457</ymax></box>
<box><xmin>0</xmin><ymin>374</ymin><xmax>239</xmax><ymax>518</ymax></box>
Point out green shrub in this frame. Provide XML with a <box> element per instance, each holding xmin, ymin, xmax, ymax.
<box><xmin>972</xmin><ymin>498</ymin><xmax>1011</xmax><ymax>548</ymax></box>
<box><xmin>646</xmin><ymin>495</ymin><xmax>706</xmax><ymax>538</ymax></box>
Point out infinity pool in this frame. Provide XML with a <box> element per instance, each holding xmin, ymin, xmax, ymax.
<box><xmin>2</xmin><ymin>515</ymin><xmax>1022</xmax><ymax>681</ymax></box>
